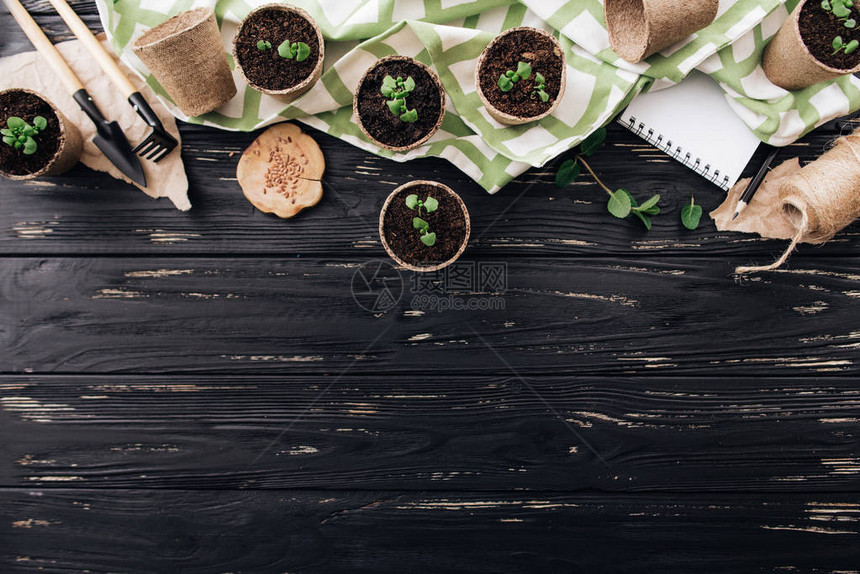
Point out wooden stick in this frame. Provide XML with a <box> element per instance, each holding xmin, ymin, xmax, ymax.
<box><xmin>2</xmin><ymin>0</ymin><xmax>84</xmax><ymax>94</ymax></box>
<box><xmin>46</xmin><ymin>0</ymin><xmax>137</xmax><ymax>99</ymax></box>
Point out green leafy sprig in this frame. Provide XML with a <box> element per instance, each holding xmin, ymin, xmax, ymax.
<box><xmin>381</xmin><ymin>75</ymin><xmax>418</xmax><ymax>123</ymax></box>
<box><xmin>555</xmin><ymin>127</ymin><xmax>661</xmax><ymax>230</ymax></box>
<box><xmin>2</xmin><ymin>116</ymin><xmax>47</xmax><ymax>155</ymax></box>
<box><xmin>497</xmin><ymin>61</ymin><xmax>532</xmax><ymax>92</ymax></box>
<box><xmin>681</xmin><ymin>196</ymin><xmax>703</xmax><ymax>230</ymax></box>
<box><xmin>531</xmin><ymin>72</ymin><xmax>549</xmax><ymax>103</ymax></box>
<box><xmin>277</xmin><ymin>40</ymin><xmax>311</xmax><ymax>62</ymax></box>
<box><xmin>406</xmin><ymin>193</ymin><xmax>439</xmax><ymax>246</ymax></box>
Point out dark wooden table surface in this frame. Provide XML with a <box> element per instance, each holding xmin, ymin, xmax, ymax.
<box><xmin>2</xmin><ymin>2</ymin><xmax>860</xmax><ymax>572</ymax></box>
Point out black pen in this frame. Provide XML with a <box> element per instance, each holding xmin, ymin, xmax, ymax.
<box><xmin>733</xmin><ymin>145</ymin><xmax>779</xmax><ymax>220</ymax></box>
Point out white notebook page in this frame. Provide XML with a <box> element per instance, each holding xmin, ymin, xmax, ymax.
<box><xmin>617</xmin><ymin>71</ymin><xmax>762</xmax><ymax>191</ymax></box>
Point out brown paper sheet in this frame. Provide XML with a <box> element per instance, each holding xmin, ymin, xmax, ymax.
<box><xmin>710</xmin><ymin>158</ymin><xmax>807</xmax><ymax>241</ymax></box>
<box><xmin>0</xmin><ymin>38</ymin><xmax>190</xmax><ymax>211</ymax></box>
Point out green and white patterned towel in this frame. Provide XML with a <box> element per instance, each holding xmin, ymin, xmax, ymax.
<box><xmin>96</xmin><ymin>0</ymin><xmax>860</xmax><ymax>192</ymax></box>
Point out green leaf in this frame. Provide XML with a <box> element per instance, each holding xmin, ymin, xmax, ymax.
<box><xmin>0</xmin><ymin>128</ymin><xmax>12</xmax><ymax>137</ymax></box>
<box><xmin>21</xmin><ymin>126</ymin><xmax>36</xmax><ymax>137</ymax></box>
<box><xmin>22</xmin><ymin>137</ymin><xmax>37</xmax><ymax>155</ymax></box>
<box><xmin>642</xmin><ymin>206</ymin><xmax>660</xmax><ymax>216</ymax></box>
<box><xmin>579</xmin><ymin>127</ymin><xmax>607</xmax><ymax>157</ymax></box>
<box><xmin>555</xmin><ymin>159</ymin><xmax>581</xmax><ymax>187</ymax></box>
<box><xmin>634</xmin><ymin>194</ymin><xmax>660</xmax><ymax>212</ymax></box>
<box><xmin>2</xmin><ymin>135</ymin><xmax>15</xmax><ymax>146</ymax></box>
<box><xmin>387</xmin><ymin>98</ymin><xmax>405</xmax><ymax>115</ymax></box>
<box><xmin>498</xmin><ymin>75</ymin><xmax>513</xmax><ymax>92</ymax></box>
<box><xmin>33</xmin><ymin>116</ymin><xmax>47</xmax><ymax>131</ymax></box>
<box><xmin>834</xmin><ymin>35</ymin><xmax>845</xmax><ymax>50</ymax></box>
<box><xmin>424</xmin><ymin>196</ymin><xmax>439</xmax><ymax>213</ymax></box>
<box><xmin>400</xmin><ymin>108</ymin><xmax>418</xmax><ymax>123</ymax></box>
<box><xmin>535</xmin><ymin>72</ymin><xmax>545</xmax><ymax>85</ymax></box>
<box><xmin>295</xmin><ymin>42</ymin><xmax>311</xmax><ymax>62</ymax></box>
<box><xmin>823</xmin><ymin>0</ymin><xmax>832</xmax><ymax>8</ymax></box>
<box><xmin>847</xmin><ymin>39</ymin><xmax>860</xmax><ymax>53</ymax></box>
<box><xmin>7</xmin><ymin>117</ymin><xmax>24</xmax><ymax>130</ymax></box>
<box><xmin>405</xmin><ymin>194</ymin><xmax>419</xmax><ymax>210</ymax></box>
<box><xmin>538</xmin><ymin>90</ymin><xmax>549</xmax><ymax>103</ymax></box>
<box><xmin>403</xmin><ymin>76</ymin><xmax>415</xmax><ymax>92</ymax></box>
<box><xmin>834</xmin><ymin>2</ymin><xmax>851</xmax><ymax>16</ymax></box>
<box><xmin>256</xmin><ymin>40</ymin><xmax>271</xmax><ymax>51</ymax></box>
<box><xmin>413</xmin><ymin>217</ymin><xmax>429</xmax><ymax>230</ymax></box>
<box><xmin>277</xmin><ymin>40</ymin><xmax>294</xmax><ymax>58</ymax></box>
<box><xmin>846</xmin><ymin>18</ymin><xmax>857</xmax><ymax>28</ymax></box>
<box><xmin>505</xmin><ymin>70</ymin><xmax>515</xmax><ymax>78</ymax></box>
<box><xmin>515</xmin><ymin>61</ymin><xmax>532</xmax><ymax>80</ymax></box>
<box><xmin>420</xmin><ymin>232</ymin><xmax>437</xmax><ymax>246</ymax></box>
<box><xmin>680</xmin><ymin>198</ymin><xmax>703</xmax><ymax>230</ymax></box>
<box><xmin>607</xmin><ymin>189</ymin><xmax>632</xmax><ymax>218</ymax></box>
<box><xmin>633</xmin><ymin>210</ymin><xmax>652</xmax><ymax>230</ymax></box>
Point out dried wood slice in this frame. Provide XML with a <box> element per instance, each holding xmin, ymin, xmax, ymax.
<box><xmin>237</xmin><ymin>123</ymin><xmax>324</xmax><ymax>218</ymax></box>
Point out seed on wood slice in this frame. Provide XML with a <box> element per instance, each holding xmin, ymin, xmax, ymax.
<box><xmin>236</xmin><ymin>122</ymin><xmax>324</xmax><ymax>218</ymax></box>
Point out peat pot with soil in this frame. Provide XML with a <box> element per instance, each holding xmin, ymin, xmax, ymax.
<box><xmin>476</xmin><ymin>27</ymin><xmax>566</xmax><ymax>125</ymax></box>
<box><xmin>0</xmin><ymin>88</ymin><xmax>81</xmax><ymax>180</ymax></box>
<box><xmin>763</xmin><ymin>0</ymin><xmax>860</xmax><ymax>89</ymax></box>
<box><xmin>233</xmin><ymin>3</ymin><xmax>325</xmax><ymax>100</ymax></box>
<box><xmin>379</xmin><ymin>180</ymin><xmax>470</xmax><ymax>273</ymax></box>
<box><xmin>354</xmin><ymin>55</ymin><xmax>446</xmax><ymax>152</ymax></box>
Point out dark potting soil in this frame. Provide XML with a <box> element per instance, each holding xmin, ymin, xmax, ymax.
<box><xmin>382</xmin><ymin>185</ymin><xmax>467</xmax><ymax>266</ymax></box>
<box><xmin>799</xmin><ymin>0</ymin><xmax>860</xmax><ymax>69</ymax></box>
<box><xmin>235</xmin><ymin>8</ymin><xmax>321</xmax><ymax>91</ymax></box>
<box><xmin>0</xmin><ymin>91</ymin><xmax>61</xmax><ymax>176</ymax></box>
<box><xmin>356</xmin><ymin>59</ymin><xmax>443</xmax><ymax>148</ymax></box>
<box><xmin>479</xmin><ymin>28</ymin><xmax>563</xmax><ymax>119</ymax></box>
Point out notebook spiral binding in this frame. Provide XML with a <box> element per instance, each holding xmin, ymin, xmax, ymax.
<box><xmin>622</xmin><ymin>115</ymin><xmax>731</xmax><ymax>190</ymax></box>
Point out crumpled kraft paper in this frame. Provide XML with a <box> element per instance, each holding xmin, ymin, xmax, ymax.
<box><xmin>0</xmin><ymin>37</ymin><xmax>190</xmax><ymax>211</ymax></box>
<box><xmin>710</xmin><ymin>158</ymin><xmax>807</xmax><ymax>241</ymax></box>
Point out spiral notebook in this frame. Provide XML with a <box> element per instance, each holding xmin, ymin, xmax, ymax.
<box><xmin>618</xmin><ymin>71</ymin><xmax>762</xmax><ymax>191</ymax></box>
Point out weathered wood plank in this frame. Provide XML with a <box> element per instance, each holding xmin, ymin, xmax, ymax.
<box><xmin>2</xmin><ymin>7</ymin><xmax>859</xmax><ymax>258</ymax></box>
<box><xmin>3</xmin><ymin>489</ymin><xmax>859</xmax><ymax>573</ymax></box>
<box><xmin>2</xmin><ymin>375</ymin><xmax>859</xmax><ymax>491</ymax></box>
<box><xmin>1</xmin><ymin>257</ymin><xmax>858</xmax><ymax>375</ymax></box>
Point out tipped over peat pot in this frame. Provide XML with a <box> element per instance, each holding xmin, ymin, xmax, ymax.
<box><xmin>604</xmin><ymin>0</ymin><xmax>718</xmax><ymax>63</ymax></box>
<box><xmin>354</xmin><ymin>55</ymin><xmax>446</xmax><ymax>152</ymax></box>
<box><xmin>379</xmin><ymin>180</ymin><xmax>470</xmax><ymax>273</ymax></box>
<box><xmin>476</xmin><ymin>27</ymin><xmax>566</xmax><ymax>125</ymax></box>
<box><xmin>763</xmin><ymin>0</ymin><xmax>860</xmax><ymax>90</ymax></box>
<box><xmin>233</xmin><ymin>3</ymin><xmax>325</xmax><ymax>100</ymax></box>
<box><xmin>0</xmin><ymin>88</ymin><xmax>82</xmax><ymax>181</ymax></box>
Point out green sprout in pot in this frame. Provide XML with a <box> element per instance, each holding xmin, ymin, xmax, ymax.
<box><xmin>2</xmin><ymin>115</ymin><xmax>47</xmax><ymax>155</ymax></box>
<box><xmin>381</xmin><ymin>75</ymin><xmax>418</xmax><ymax>123</ymax></box>
<box><xmin>531</xmin><ymin>72</ymin><xmax>549</xmax><ymax>102</ymax></box>
<box><xmin>822</xmin><ymin>0</ymin><xmax>859</xmax><ymax>54</ymax></box>
<box><xmin>256</xmin><ymin>40</ymin><xmax>272</xmax><ymax>51</ymax></box>
<box><xmin>497</xmin><ymin>61</ymin><xmax>532</xmax><ymax>92</ymax></box>
<box><xmin>833</xmin><ymin>35</ymin><xmax>859</xmax><ymax>54</ymax></box>
<box><xmin>277</xmin><ymin>40</ymin><xmax>311</xmax><ymax>62</ymax></box>
<box><xmin>406</xmin><ymin>193</ymin><xmax>439</xmax><ymax>246</ymax></box>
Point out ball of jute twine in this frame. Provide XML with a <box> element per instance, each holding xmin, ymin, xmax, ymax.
<box><xmin>736</xmin><ymin>131</ymin><xmax>860</xmax><ymax>274</ymax></box>
<box><xmin>133</xmin><ymin>8</ymin><xmax>236</xmax><ymax>117</ymax></box>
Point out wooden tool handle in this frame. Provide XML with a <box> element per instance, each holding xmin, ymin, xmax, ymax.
<box><xmin>47</xmin><ymin>0</ymin><xmax>137</xmax><ymax>99</ymax></box>
<box><xmin>3</xmin><ymin>0</ymin><xmax>84</xmax><ymax>94</ymax></box>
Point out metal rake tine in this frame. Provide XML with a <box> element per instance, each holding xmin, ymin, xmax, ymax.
<box><xmin>144</xmin><ymin>143</ymin><xmax>165</xmax><ymax>160</ymax></box>
<box><xmin>133</xmin><ymin>137</ymin><xmax>157</xmax><ymax>156</ymax></box>
<box><xmin>151</xmin><ymin>146</ymin><xmax>172</xmax><ymax>163</ymax></box>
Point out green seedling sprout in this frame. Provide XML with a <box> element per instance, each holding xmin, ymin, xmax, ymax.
<box><xmin>406</xmin><ymin>193</ymin><xmax>439</xmax><ymax>246</ymax></box>
<box><xmin>256</xmin><ymin>40</ymin><xmax>272</xmax><ymax>51</ymax></box>
<box><xmin>531</xmin><ymin>72</ymin><xmax>550</xmax><ymax>102</ymax></box>
<box><xmin>823</xmin><ymin>0</ymin><xmax>859</xmax><ymax>53</ymax></box>
<box><xmin>681</xmin><ymin>196</ymin><xmax>703</xmax><ymax>230</ymax></box>
<box><xmin>555</xmin><ymin>127</ymin><xmax>661</xmax><ymax>230</ymax></box>
<box><xmin>497</xmin><ymin>61</ymin><xmax>532</xmax><ymax>92</ymax></box>
<box><xmin>277</xmin><ymin>40</ymin><xmax>311</xmax><ymax>62</ymax></box>
<box><xmin>2</xmin><ymin>115</ymin><xmax>47</xmax><ymax>155</ymax></box>
<box><xmin>381</xmin><ymin>75</ymin><xmax>418</xmax><ymax>124</ymax></box>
